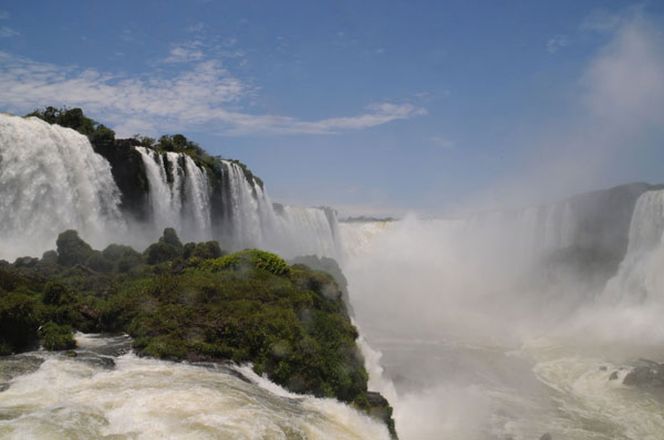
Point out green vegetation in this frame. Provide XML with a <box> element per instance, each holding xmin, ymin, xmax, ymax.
<box><xmin>40</xmin><ymin>322</ymin><xmax>76</xmax><ymax>351</ymax></box>
<box><xmin>0</xmin><ymin>229</ymin><xmax>395</xmax><ymax>434</ymax></box>
<box><xmin>27</xmin><ymin>106</ymin><xmax>264</xmax><ymax>196</ymax></box>
<box><xmin>27</xmin><ymin>106</ymin><xmax>116</xmax><ymax>149</ymax></box>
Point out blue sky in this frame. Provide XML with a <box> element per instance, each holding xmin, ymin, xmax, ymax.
<box><xmin>1</xmin><ymin>1</ymin><xmax>663</xmax><ymax>216</ymax></box>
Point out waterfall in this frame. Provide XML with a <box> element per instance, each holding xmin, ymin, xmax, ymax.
<box><xmin>601</xmin><ymin>189</ymin><xmax>664</xmax><ymax>304</ymax></box>
<box><xmin>134</xmin><ymin>148</ymin><xmax>341</xmax><ymax>258</ymax></box>
<box><xmin>0</xmin><ymin>115</ymin><xmax>344</xmax><ymax>260</ymax></box>
<box><xmin>0</xmin><ymin>114</ymin><xmax>124</xmax><ymax>260</ymax></box>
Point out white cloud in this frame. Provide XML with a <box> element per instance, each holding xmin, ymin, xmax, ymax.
<box><xmin>0</xmin><ymin>26</ymin><xmax>19</xmax><ymax>38</ymax></box>
<box><xmin>0</xmin><ymin>51</ymin><xmax>424</xmax><ymax>136</ymax></box>
<box><xmin>546</xmin><ymin>34</ymin><xmax>569</xmax><ymax>53</ymax></box>
<box><xmin>581</xmin><ymin>15</ymin><xmax>664</xmax><ymax>130</ymax></box>
<box><xmin>163</xmin><ymin>42</ymin><xmax>205</xmax><ymax>64</ymax></box>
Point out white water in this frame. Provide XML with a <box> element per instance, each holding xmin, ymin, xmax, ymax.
<box><xmin>0</xmin><ymin>115</ymin><xmax>341</xmax><ymax>260</ymax></box>
<box><xmin>339</xmin><ymin>189</ymin><xmax>664</xmax><ymax>440</ymax></box>
<box><xmin>0</xmin><ymin>114</ymin><xmax>124</xmax><ymax>260</ymax></box>
<box><xmin>135</xmin><ymin>150</ymin><xmax>341</xmax><ymax>258</ymax></box>
<box><xmin>0</xmin><ymin>335</ymin><xmax>389</xmax><ymax>440</ymax></box>
<box><xmin>601</xmin><ymin>190</ymin><xmax>664</xmax><ymax>306</ymax></box>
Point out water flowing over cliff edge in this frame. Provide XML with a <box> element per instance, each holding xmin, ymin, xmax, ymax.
<box><xmin>0</xmin><ymin>113</ymin><xmax>341</xmax><ymax>262</ymax></box>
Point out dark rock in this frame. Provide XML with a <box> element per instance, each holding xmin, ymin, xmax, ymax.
<box><xmin>73</xmin><ymin>351</ymin><xmax>116</xmax><ymax>369</ymax></box>
<box><xmin>599</xmin><ymin>366</ymin><xmax>607</xmax><ymax>371</ymax></box>
<box><xmin>623</xmin><ymin>364</ymin><xmax>664</xmax><ymax>387</ymax></box>
<box><xmin>0</xmin><ymin>355</ymin><xmax>44</xmax><ymax>383</ymax></box>
<box><xmin>363</xmin><ymin>392</ymin><xmax>398</xmax><ymax>439</ymax></box>
<box><xmin>609</xmin><ymin>371</ymin><xmax>619</xmax><ymax>381</ymax></box>
<box><xmin>540</xmin><ymin>434</ymin><xmax>552</xmax><ymax>440</ymax></box>
<box><xmin>93</xmin><ymin>138</ymin><xmax>150</xmax><ymax>221</ymax></box>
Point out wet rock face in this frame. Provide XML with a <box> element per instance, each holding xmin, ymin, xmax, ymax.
<box><xmin>364</xmin><ymin>391</ymin><xmax>398</xmax><ymax>439</ymax></box>
<box><xmin>623</xmin><ymin>361</ymin><xmax>664</xmax><ymax>387</ymax></box>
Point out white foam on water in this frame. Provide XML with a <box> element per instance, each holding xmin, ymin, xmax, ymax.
<box><xmin>0</xmin><ymin>350</ymin><xmax>389</xmax><ymax>440</ymax></box>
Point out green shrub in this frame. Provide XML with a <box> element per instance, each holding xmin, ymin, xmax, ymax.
<box><xmin>183</xmin><ymin>241</ymin><xmax>223</xmax><ymax>260</ymax></box>
<box><xmin>0</xmin><ymin>291</ymin><xmax>40</xmax><ymax>353</ymax></box>
<box><xmin>40</xmin><ymin>321</ymin><xmax>76</xmax><ymax>351</ymax></box>
<box><xmin>41</xmin><ymin>250</ymin><xmax>59</xmax><ymax>265</ymax></box>
<box><xmin>204</xmin><ymin>249</ymin><xmax>290</xmax><ymax>276</ymax></box>
<box><xmin>56</xmin><ymin>230</ymin><xmax>94</xmax><ymax>267</ymax></box>
<box><xmin>144</xmin><ymin>228</ymin><xmax>183</xmax><ymax>264</ymax></box>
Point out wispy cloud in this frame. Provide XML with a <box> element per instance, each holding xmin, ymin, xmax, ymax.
<box><xmin>0</xmin><ymin>51</ymin><xmax>424</xmax><ymax>136</ymax></box>
<box><xmin>0</xmin><ymin>10</ymin><xmax>9</xmax><ymax>20</ymax></box>
<box><xmin>546</xmin><ymin>34</ymin><xmax>569</xmax><ymax>53</ymax></box>
<box><xmin>163</xmin><ymin>41</ymin><xmax>205</xmax><ymax>63</ymax></box>
<box><xmin>0</xmin><ymin>26</ymin><xmax>19</xmax><ymax>38</ymax></box>
<box><xmin>581</xmin><ymin>13</ymin><xmax>664</xmax><ymax>130</ymax></box>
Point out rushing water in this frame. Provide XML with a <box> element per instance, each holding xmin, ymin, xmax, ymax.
<box><xmin>0</xmin><ymin>334</ymin><xmax>389</xmax><ymax>440</ymax></box>
<box><xmin>133</xmin><ymin>147</ymin><xmax>341</xmax><ymax>258</ymax></box>
<box><xmin>0</xmin><ymin>114</ymin><xmax>124</xmax><ymax>259</ymax></box>
<box><xmin>0</xmin><ymin>115</ymin><xmax>341</xmax><ymax>261</ymax></box>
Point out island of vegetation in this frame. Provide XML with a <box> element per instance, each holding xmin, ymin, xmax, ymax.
<box><xmin>0</xmin><ymin>228</ymin><xmax>396</xmax><ymax>437</ymax></box>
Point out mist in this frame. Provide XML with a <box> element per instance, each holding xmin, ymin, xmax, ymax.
<box><xmin>339</xmin><ymin>11</ymin><xmax>664</xmax><ymax>439</ymax></box>
<box><xmin>456</xmin><ymin>10</ymin><xmax>664</xmax><ymax>215</ymax></box>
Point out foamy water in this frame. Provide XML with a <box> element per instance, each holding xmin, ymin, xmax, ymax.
<box><xmin>0</xmin><ymin>335</ymin><xmax>389</xmax><ymax>440</ymax></box>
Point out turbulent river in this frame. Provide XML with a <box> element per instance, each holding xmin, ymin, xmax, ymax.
<box><xmin>0</xmin><ymin>334</ymin><xmax>390</xmax><ymax>439</ymax></box>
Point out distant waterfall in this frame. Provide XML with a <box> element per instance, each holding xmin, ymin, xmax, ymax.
<box><xmin>601</xmin><ymin>189</ymin><xmax>664</xmax><ymax>304</ymax></box>
<box><xmin>0</xmin><ymin>114</ymin><xmax>124</xmax><ymax>259</ymax></box>
<box><xmin>134</xmin><ymin>148</ymin><xmax>341</xmax><ymax>258</ymax></box>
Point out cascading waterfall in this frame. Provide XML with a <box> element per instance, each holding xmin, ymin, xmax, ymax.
<box><xmin>0</xmin><ymin>114</ymin><xmax>124</xmax><ymax>260</ymax></box>
<box><xmin>601</xmin><ymin>189</ymin><xmax>664</xmax><ymax>305</ymax></box>
<box><xmin>135</xmin><ymin>148</ymin><xmax>341</xmax><ymax>258</ymax></box>
<box><xmin>183</xmin><ymin>155</ymin><xmax>211</xmax><ymax>240</ymax></box>
<box><xmin>0</xmin><ymin>116</ymin><xmax>341</xmax><ymax>261</ymax></box>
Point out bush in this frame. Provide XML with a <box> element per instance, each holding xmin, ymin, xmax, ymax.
<box><xmin>144</xmin><ymin>228</ymin><xmax>184</xmax><ymax>264</ymax></box>
<box><xmin>43</xmin><ymin>282</ymin><xmax>72</xmax><ymax>305</ymax></box>
<box><xmin>41</xmin><ymin>250</ymin><xmax>59</xmax><ymax>265</ymax></box>
<box><xmin>0</xmin><ymin>291</ymin><xmax>40</xmax><ymax>353</ymax></box>
<box><xmin>183</xmin><ymin>241</ymin><xmax>223</xmax><ymax>260</ymax></box>
<box><xmin>40</xmin><ymin>321</ymin><xmax>76</xmax><ymax>351</ymax></box>
<box><xmin>56</xmin><ymin>230</ymin><xmax>94</xmax><ymax>267</ymax></box>
<box><xmin>204</xmin><ymin>249</ymin><xmax>290</xmax><ymax>276</ymax></box>
<box><xmin>27</xmin><ymin>106</ymin><xmax>116</xmax><ymax>148</ymax></box>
